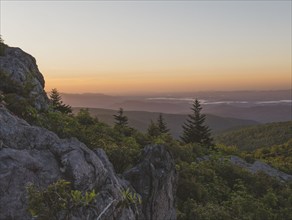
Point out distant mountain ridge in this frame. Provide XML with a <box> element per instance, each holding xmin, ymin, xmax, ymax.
<box><xmin>62</xmin><ymin>91</ymin><xmax>291</xmax><ymax>123</ymax></box>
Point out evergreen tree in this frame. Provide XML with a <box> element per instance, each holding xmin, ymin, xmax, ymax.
<box><xmin>49</xmin><ymin>88</ymin><xmax>72</xmax><ymax>114</ymax></box>
<box><xmin>113</xmin><ymin>108</ymin><xmax>128</xmax><ymax>127</ymax></box>
<box><xmin>147</xmin><ymin>114</ymin><xmax>170</xmax><ymax>138</ymax></box>
<box><xmin>157</xmin><ymin>113</ymin><xmax>170</xmax><ymax>134</ymax></box>
<box><xmin>147</xmin><ymin>120</ymin><xmax>161</xmax><ymax>138</ymax></box>
<box><xmin>181</xmin><ymin>99</ymin><xmax>213</xmax><ymax>146</ymax></box>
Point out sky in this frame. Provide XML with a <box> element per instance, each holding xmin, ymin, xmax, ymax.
<box><xmin>0</xmin><ymin>0</ymin><xmax>291</xmax><ymax>95</ymax></box>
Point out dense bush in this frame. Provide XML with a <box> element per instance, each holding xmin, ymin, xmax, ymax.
<box><xmin>27</xmin><ymin>104</ymin><xmax>292</xmax><ymax>220</ymax></box>
<box><xmin>27</xmin><ymin>180</ymin><xmax>97</xmax><ymax>220</ymax></box>
<box><xmin>215</xmin><ymin>121</ymin><xmax>292</xmax><ymax>151</ymax></box>
<box><xmin>176</xmin><ymin>157</ymin><xmax>292</xmax><ymax>220</ymax></box>
<box><xmin>241</xmin><ymin>139</ymin><xmax>292</xmax><ymax>175</ymax></box>
<box><xmin>32</xmin><ymin>108</ymin><xmax>144</xmax><ymax>173</ymax></box>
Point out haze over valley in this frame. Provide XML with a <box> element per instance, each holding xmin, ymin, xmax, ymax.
<box><xmin>61</xmin><ymin>90</ymin><xmax>291</xmax><ymax>124</ymax></box>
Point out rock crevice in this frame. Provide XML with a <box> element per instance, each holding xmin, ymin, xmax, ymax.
<box><xmin>124</xmin><ymin>145</ymin><xmax>177</xmax><ymax>220</ymax></box>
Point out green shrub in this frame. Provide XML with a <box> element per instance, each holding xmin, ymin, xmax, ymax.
<box><xmin>120</xmin><ymin>188</ymin><xmax>142</xmax><ymax>207</ymax></box>
<box><xmin>26</xmin><ymin>180</ymin><xmax>97</xmax><ymax>220</ymax></box>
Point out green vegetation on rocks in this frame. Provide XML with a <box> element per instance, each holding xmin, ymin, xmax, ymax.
<box><xmin>1</xmin><ymin>62</ymin><xmax>291</xmax><ymax>220</ymax></box>
<box><xmin>215</xmin><ymin>121</ymin><xmax>292</xmax><ymax>151</ymax></box>
<box><xmin>17</xmin><ymin>93</ymin><xmax>292</xmax><ymax>219</ymax></box>
<box><xmin>27</xmin><ymin>180</ymin><xmax>97</xmax><ymax>220</ymax></box>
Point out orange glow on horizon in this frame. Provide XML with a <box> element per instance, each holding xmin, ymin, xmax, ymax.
<box><xmin>44</xmin><ymin>68</ymin><xmax>291</xmax><ymax>94</ymax></box>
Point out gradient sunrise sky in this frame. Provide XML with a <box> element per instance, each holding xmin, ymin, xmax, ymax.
<box><xmin>1</xmin><ymin>1</ymin><xmax>291</xmax><ymax>95</ymax></box>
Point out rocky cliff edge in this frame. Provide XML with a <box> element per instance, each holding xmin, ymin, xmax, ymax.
<box><xmin>0</xmin><ymin>46</ymin><xmax>177</xmax><ymax>220</ymax></box>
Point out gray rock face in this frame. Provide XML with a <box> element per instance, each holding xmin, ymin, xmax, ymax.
<box><xmin>0</xmin><ymin>106</ymin><xmax>137</xmax><ymax>219</ymax></box>
<box><xmin>0</xmin><ymin>106</ymin><xmax>177</xmax><ymax>219</ymax></box>
<box><xmin>230</xmin><ymin>156</ymin><xmax>292</xmax><ymax>182</ymax></box>
<box><xmin>0</xmin><ymin>47</ymin><xmax>48</xmax><ymax>110</ymax></box>
<box><xmin>124</xmin><ymin>145</ymin><xmax>178</xmax><ymax>220</ymax></box>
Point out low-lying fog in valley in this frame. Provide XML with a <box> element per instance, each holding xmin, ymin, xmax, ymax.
<box><xmin>60</xmin><ymin>90</ymin><xmax>291</xmax><ymax>123</ymax></box>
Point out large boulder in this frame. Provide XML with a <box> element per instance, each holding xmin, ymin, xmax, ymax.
<box><xmin>124</xmin><ymin>145</ymin><xmax>178</xmax><ymax>220</ymax></box>
<box><xmin>0</xmin><ymin>47</ymin><xmax>49</xmax><ymax>110</ymax></box>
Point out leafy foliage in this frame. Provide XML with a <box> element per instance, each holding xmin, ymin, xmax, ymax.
<box><xmin>75</xmin><ymin>108</ymin><xmax>98</xmax><ymax>126</ymax></box>
<box><xmin>38</xmin><ymin>98</ymin><xmax>290</xmax><ymax>220</ymax></box>
<box><xmin>147</xmin><ymin>113</ymin><xmax>170</xmax><ymax>139</ymax></box>
<box><xmin>241</xmin><ymin>139</ymin><xmax>292</xmax><ymax>174</ymax></box>
<box><xmin>147</xmin><ymin>120</ymin><xmax>161</xmax><ymax>138</ymax></box>
<box><xmin>33</xmin><ymin>106</ymin><xmax>143</xmax><ymax>173</ymax></box>
<box><xmin>26</xmin><ymin>180</ymin><xmax>98</xmax><ymax>220</ymax></box>
<box><xmin>215</xmin><ymin>121</ymin><xmax>292</xmax><ymax>151</ymax></box>
<box><xmin>176</xmin><ymin>156</ymin><xmax>292</xmax><ymax>220</ymax></box>
<box><xmin>120</xmin><ymin>188</ymin><xmax>142</xmax><ymax>207</ymax></box>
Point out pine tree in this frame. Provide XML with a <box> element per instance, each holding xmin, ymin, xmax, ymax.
<box><xmin>181</xmin><ymin>99</ymin><xmax>213</xmax><ymax>146</ymax></box>
<box><xmin>147</xmin><ymin>120</ymin><xmax>160</xmax><ymax>138</ymax></box>
<box><xmin>113</xmin><ymin>108</ymin><xmax>128</xmax><ymax>127</ymax></box>
<box><xmin>49</xmin><ymin>88</ymin><xmax>72</xmax><ymax>114</ymax></box>
<box><xmin>157</xmin><ymin>113</ymin><xmax>169</xmax><ymax>134</ymax></box>
<box><xmin>147</xmin><ymin>114</ymin><xmax>170</xmax><ymax>138</ymax></box>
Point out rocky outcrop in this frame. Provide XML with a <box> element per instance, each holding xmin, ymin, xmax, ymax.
<box><xmin>0</xmin><ymin>47</ymin><xmax>48</xmax><ymax>110</ymax></box>
<box><xmin>124</xmin><ymin>145</ymin><xmax>177</xmax><ymax>220</ymax></box>
<box><xmin>0</xmin><ymin>106</ymin><xmax>138</xmax><ymax>219</ymax></box>
<box><xmin>0</xmin><ymin>45</ymin><xmax>177</xmax><ymax>220</ymax></box>
<box><xmin>0</xmin><ymin>105</ymin><xmax>177</xmax><ymax>219</ymax></box>
<box><xmin>230</xmin><ymin>156</ymin><xmax>292</xmax><ymax>182</ymax></box>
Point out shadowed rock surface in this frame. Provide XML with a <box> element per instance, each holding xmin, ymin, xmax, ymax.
<box><xmin>0</xmin><ymin>47</ymin><xmax>48</xmax><ymax>110</ymax></box>
<box><xmin>0</xmin><ymin>106</ymin><xmax>138</xmax><ymax>219</ymax></box>
<box><xmin>124</xmin><ymin>145</ymin><xmax>177</xmax><ymax>220</ymax></box>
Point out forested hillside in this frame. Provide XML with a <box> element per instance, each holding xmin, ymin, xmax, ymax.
<box><xmin>72</xmin><ymin>107</ymin><xmax>258</xmax><ymax>138</ymax></box>
<box><xmin>33</xmin><ymin>102</ymin><xmax>292</xmax><ymax>219</ymax></box>
<box><xmin>2</xmin><ymin>89</ymin><xmax>292</xmax><ymax>219</ymax></box>
<box><xmin>215</xmin><ymin>121</ymin><xmax>292</xmax><ymax>151</ymax></box>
